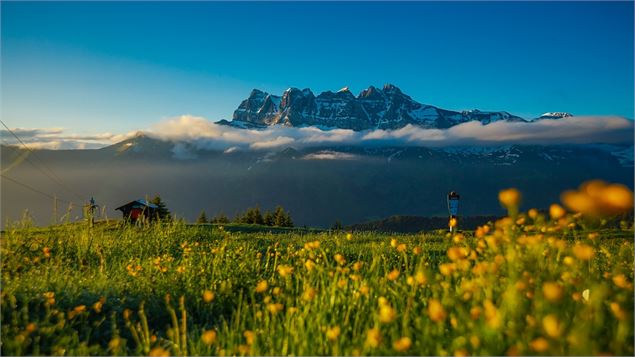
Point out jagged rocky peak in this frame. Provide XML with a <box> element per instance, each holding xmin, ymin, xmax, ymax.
<box><xmin>358</xmin><ymin>85</ymin><xmax>384</xmax><ymax>100</ymax></box>
<box><xmin>222</xmin><ymin>85</ymin><xmax>568</xmax><ymax>131</ymax></box>
<box><xmin>382</xmin><ymin>83</ymin><xmax>402</xmax><ymax>94</ymax></box>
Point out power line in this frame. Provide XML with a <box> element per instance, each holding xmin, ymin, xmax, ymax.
<box><xmin>0</xmin><ymin>119</ymin><xmax>85</xmax><ymax>201</ymax></box>
<box><xmin>0</xmin><ymin>174</ymin><xmax>75</xmax><ymax>205</ymax></box>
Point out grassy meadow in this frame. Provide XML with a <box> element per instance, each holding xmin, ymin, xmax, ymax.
<box><xmin>1</xmin><ymin>184</ymin><xmax>634</xmax><ymax>356</ymax></box>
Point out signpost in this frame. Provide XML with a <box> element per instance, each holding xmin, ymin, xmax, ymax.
<box><xmin>85</xmin><ymin>197</ymin><xmax>98</xmax><ymax>227</ymax></box>
<box><xmin>447</xmin><ymin>191</ymin><xmax>460</xmax><ymax>233</ymax></box>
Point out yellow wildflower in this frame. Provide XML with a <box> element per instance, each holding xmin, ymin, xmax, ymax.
<box><xmin>499</xmin><ymin>188</ymin><xmax>521</xmax><ymax>209</ymax></box>
<box><xmin>528</xmin><ymin>208</ymin><xmax>539</xmax><ymax>219</ymax></box>
<box><xmin>352</xmin><ymin>261</ymin><xmax>364</xmax><ymax>271</ymax></box>
<box><xmin>266</xmin><ymin>303</ymin><xmax>284</xmax><ymax>314</ymax></box>
<box><xmin>203</xmin><ymin>290</ymin><xmax>215</xmax><ymax>303</ymax></box>
<box><xmin>470</xmin><ymin>306</ymin><xmax>481</xmax><ymax>320</ymax></box>
<box><xmin>386</xmin><ymin>269</ymin><xmax>400</xmax><ymax>281</ymax></box>
<box><xmin>415</xmin><ymin>271</ymin><xmax>427</xmax><ymax>285</ymax></box>
<box><xmin>447</xmin><ymin>247</ymin><xmax>469</xmax><ymax>261</ymax></box>
<box><xmin>334</xmin><ymin>254</ymin><xmax>346</xmax><ymax>266</ymax></box>
<box><xmin>529</xmin><ymin>337</ymin><xmax>549</xmax><ymax>352</ymax></box>
<box><xmin>610</xmin><ymin>302</ymin><xmax>626</xmax><ymax>320</ymax></box>
<box><xmin>365</xmin><ymin>328</ymin><xmax>382</xmax><ymax>348</ymax></box>
<box><xmin>549</xmin><ymin>204</ymin><xmax>566</xmax><ymax>220</ymax></box>
<box><xmin>43</xmin><ymin>291</ymin><xmax>55</xmax><ymax>305</ymax></box>
<box><xmin>277</xmin><ymin>264</ymin><xmax>294</xmax><ymax>277</ymax></box>
<box><xmin>542</xmin><ymin>314</ymin><xmax>561</xmax><ymax>338</ymax></box>
<box><xmin>201</xmin><ymin>330</ymin><xmax>217</xmax><ymax>345</ymax></box>
<box><xmin>255</xmin><ymin>280</ymin><xmax>268</xmax><ymax>293</ymax></box>
<box><xmin>542</xmin><ymin>282</ymin><xmax>563</xmax><ymax>302</ymax></box>
<box><xmin>428</xmin><ymin>299</ymin><xmax>446</xmax><ymax>322</ymax></box>
<box><xmin>25</xmin><ymin>323</ymin><xmax>37</xmax><ymax>333</ymax></box>
<box><xmin>93</xmin><ymin>298</ymin><xmax>105</xmax><ymax>313</ymax></box>
<box><xmin>483</xmin><ymin>299</ymin><xmax>501</xmax><ymax>328</ymax></box>
<box><xmin>108</xmin><ymin>337</ymin><xmax>121</xmax><ymax>351</ymax></box>
<box><xmin>326</xmin><ymin>326</ymin><xmax>341</xmax><ymax>341</ymax></box>
<box><xmin>243</xmin><ymin>330</ymin><xmax>255</xmax><ymax>345</ymax></box>
<box><xmin>305</xmin><ymin>259</ymin><xmax>316</xmax><ymax>271</ymax></box>
<box><xmin>439</xmin><ymin>263</ymin><xmax>455</xmax><ymax>276</ymax></box>
<box><xmin>572</xmin><ymin>244</ymin><xmax>595</xmax><ymax>261</ymax></box>
<box><xmin>149</xmin><ymin>347</ymin><xmax>170</xmax><ymax>357</ymax></box>
<box><xmin>454</xmin><ymin>349</ymin><xmax>469</xmax><ymax>357</ymax></box>
<box><xmin>379</xmin><ymin>304</ymin><xmax>397</xmax><ymax>323</ymax></box>
<box><xmin>393</xmin><ymin>337</ymin><xmax>412</xmax><ymax>352</ymax></box>
<box><xmin>612</xmin><ymin>274</ymin><xmax>631</xmax><ymax>289</ymax></box>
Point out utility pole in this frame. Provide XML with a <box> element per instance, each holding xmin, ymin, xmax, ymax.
<box><xmin>447</xmin><ymin>191</ymin><xmax>460</xmax><ymax>233</ymax></box>
<box><xmin>87</xmin><ymin>197</ymin><xmax>98</xmax><ymax>227</ymax></box>
<box><xmin>53</xmin><ymin>195</ymin><xmax>58</xmax><ymax>225</ymax></box>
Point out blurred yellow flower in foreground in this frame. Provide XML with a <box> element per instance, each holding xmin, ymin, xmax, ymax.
<box><xmin>393</xmin><ymin>337</ymin><xmax>412</xmax><ymax>352</ymax></box>
<box><xmin>572</xmin><ymin>244</ymin><xmax>595</xmax><ymax>261</ymax></box>
<box><xmin>304</xmin><ymin>240</ymin><xmax>320</xmax><ymax>250</ymax></box>
<box><xmin>428</xmin><ymin>299</ymin><xmax>446</xmax><ymax>322</ymax></box>
<box><xmin>365</xmin><ymin>328</ymin><xmax>382</xmax><ymax>348</ymax></box>
<box><xmin>499</xmin><ymin>188</ymin><xmax>521</xmax><ymax>209</ymax></box>
<box><xmin>149</xmin><ymin>347</ymin><xmax>170</xmax><ymax>357</ymax></box>
<box><xmin>529</xmin><ymin>337</ymin><xmax>549</xmax><ymax>352</ymax></box>
<box><xmin>325</xmin><ymin>326</ymin><xmax>340</xmax><ymax>341</ymax></box>
<box><xmin>243</xmin><ymin>330</ymin><xmax>255</xmax><ymax>345</ymax></box>
<box><xmin>561</xmin><ymin>180</ymin><xmax>633</xmax><ymax>216</ymax></box>
<box><xmin>203</xmin><ymin>290</ymin><xmax>215</xmax><ymax>303</ymax></box>
<box><xmin>386</xmin><ymin>269</ymin><xmax>400</xmax><ymax>281</ymax></box>
<box><xmin>201</xmin><ymin>330</ymin><xmax>217</xmax><ymax>345</ymax></box>
<box><xmin>304</xmin><ymin>259</ymin><xmax>316</xmax><ymax>271</ymax></box>
<box><xmin>255</xmin><ymin>280</ymin><xmax>268</xmax><ymax>293</ymax></box>
<box><xmin>542</xmin><ymin>282</ymin><xmax>563</xmax><ymax>302</ymax></box>
<box><xmin>266</xmin><ymin>303</ymin><xmax>284</xmax><ymax>314</ymax></box>
<box><xmin>549</xmin><ymin>204</ymin><xmax>566</xmax><ymax>220</ymax></box>
<box><xmin>303</xmin><ymin>287</ymin><xmax>317</xmax><ymax>301</ymax></box>
<box><xmin>277</xmin><ymin>264</ymin><xmax>294</xmax><ymax>277</ymax></box>
<box><xmin>379</xmin><ymin>304</ymin><xmax>397</xmax><ymax>323</ymax></box>
<box><xmin>334</xmin><ymin>254</ymin><xmax>346</xmax><ymax>266</ymax></box>
<box><xmin>542</xmin><ymin>314</ymin><xmax>561</xmax><ymax>338</ymax></box>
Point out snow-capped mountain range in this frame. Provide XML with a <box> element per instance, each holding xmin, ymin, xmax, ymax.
<box><xmin>217</xmin><ymin>84</ymin><xmax>572</xmax><ymax>130</ymax></box>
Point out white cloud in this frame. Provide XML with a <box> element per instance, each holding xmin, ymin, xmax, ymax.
<box><xmin>3</xmin><ymin>115</ymin><xmax>633</xmax><ymax>152</ymax></box>
<box><xmin>1</xmin><ymin>126</ymin><xmax>138</xmax><ymax>150</ymax></box>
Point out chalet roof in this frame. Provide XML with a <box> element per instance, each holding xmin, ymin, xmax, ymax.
<box><xmin>115</xmin><ymin>199</ymin><xmax>159</xmax><ymax>211</ymax></box>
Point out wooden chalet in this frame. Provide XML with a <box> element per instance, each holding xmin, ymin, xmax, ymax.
<box><xmin>115</xmin><ymin>199</ymin><xmax>159</xmax><ymax>222</ymax></box>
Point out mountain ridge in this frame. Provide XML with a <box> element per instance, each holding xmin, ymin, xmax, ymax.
<box><xmin>218</xmin><ymin>84</ymin><xmax>571</xmax><ymax>130</ymax></box>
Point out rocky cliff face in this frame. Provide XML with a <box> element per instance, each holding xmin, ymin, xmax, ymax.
<box><xmin>226</xmin><ymin>84</ymin><xmax>529</xmax><ymax>130</ymax></box>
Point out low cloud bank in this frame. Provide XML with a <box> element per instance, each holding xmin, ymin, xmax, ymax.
<box><xmin>1</xmin><ymin>127</ymin><xmax>136</xmax><ymax>150</ymax></box>
<box><xmin>3</xmin><ymin>115</ymin><xmax>633</xmax><ymax>151</ymax></box>
<box><xmin>148</xmin><ymin>115</ymin><xmax>633</xmax><ymax>150</ymax></box>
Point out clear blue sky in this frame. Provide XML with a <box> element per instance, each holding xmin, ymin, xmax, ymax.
<box><xmin>2</xmin><ymin>1</ymin><xmax>633</xmax><ymax>134</ymax></box>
